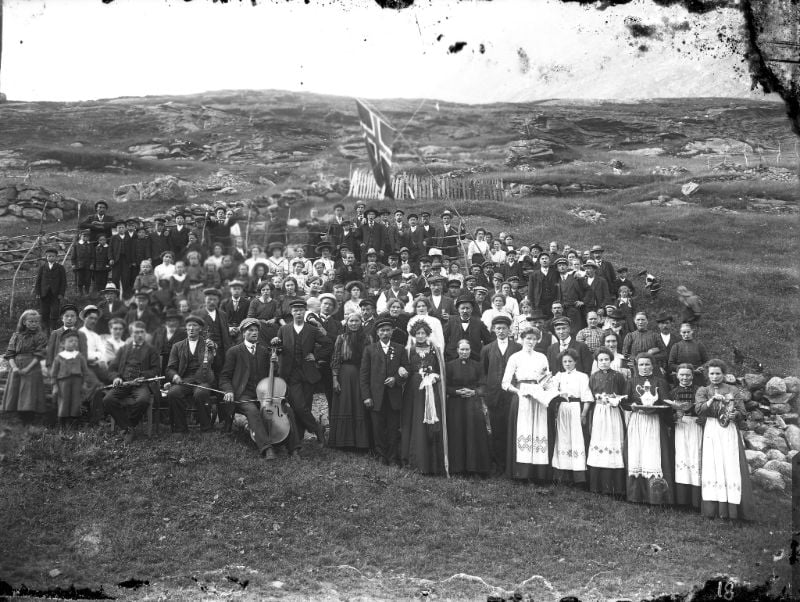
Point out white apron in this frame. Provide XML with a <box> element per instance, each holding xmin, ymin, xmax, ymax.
<box><xmin>587</xmin><ymin>404</ymin><xmax>625</xmax><ymax>469</ymax></box>
<box><xmin>674</xmin><ymin>416</ymin><xmax>703</xmax><ymax>486</ymax></box>
<box><xmin>627</xmin><ymin>412</ymin><xmax>662</xmax><ymax>478</ymax></box>
<box><xmin>701</xmin><ymin>417</ymin><xmax>742</xmax><ymax>504</ymax></box>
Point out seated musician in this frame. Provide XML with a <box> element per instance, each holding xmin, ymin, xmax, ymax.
<box><xmin>165</xmin><ymin>315</ymin><xmax>216</xmax><ymax>433</ymax></box>
<box><xmin>102</xmin><ymin>321</ymin><xmax>160</xmax><ymax>444</ymax></box>
<box><xmin>219</xmin><ymin>318</ymin><xmax>300</xmax><ymax>460</ymax></box>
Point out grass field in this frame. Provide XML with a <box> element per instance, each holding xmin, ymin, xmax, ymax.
<box><xmin>0</xmin><ymin>93</ymin><xmax>797</xmax><ymax>600</ymax></box>
<box><xmin>0</xmin><ymin>422</ymin><xmax>792</xmax><ymax>601</ymax></box>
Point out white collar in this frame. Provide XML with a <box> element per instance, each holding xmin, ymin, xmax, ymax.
<box><xmin>58</xmin><ymin>350</ymin><xmax>79</xmax><ymax>359</ymax></box>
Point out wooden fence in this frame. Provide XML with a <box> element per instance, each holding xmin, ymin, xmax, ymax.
<box><xmin>348</xmin><ymin>169</ymin><xmax>505</xmax><ymax>202</ymax></box>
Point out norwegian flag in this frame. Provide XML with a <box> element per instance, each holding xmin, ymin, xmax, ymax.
<box><xmin>355</xmin><ymin>99</ymin><xmax>396</xmax><ymax>199</ymax></box>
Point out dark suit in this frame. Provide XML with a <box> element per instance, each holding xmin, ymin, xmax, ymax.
<box><xmin>220</xmin><ymin>296</ymin><xmax>251</xmax><ymax>328</ymax></box>
<box><xmin>103</xmin><ymin>341</ymin><xmax>160</xmax><ymax>430</ymax></box>
<box><xmin>359</xmin><ymin>340</ymin><xmax>409</xmax><ymax>464</ymax></box>
<box><xmin>196</xmin><ymin>308</ymin><xmax>232</xmax><ymax>374</ymax></box>
<box><xmin>35</xmin><ymin>260</ymin><xmax>67</xmax><ymax>331</ymax></box>
<box><xmin>97</xmin><ymin>299</ymin><xmax>127</xmax><ymax>334</ymax></box>
<box><xmin>316</xmin><ymin>314</ymin><xmax>341</xmax><ymax>411</ymax></box>
<box><xmin>428</xmin><ymin>294</ymin><xmax>455</xmax><ymax>324</ymax></box>
<box><xmin>124</xmin><ymin>307</ymin><xmax>162</xmax><ymax>335</ymax></box>
<box><xmin>420</xmin><ymin>224</ymin><xmax>437</xmax><ymax>251</ymax></box>
<box><xmin>407</xmin><ymin>226</ymin><xmax>425</xmax><ymax>259</ymax></box>
<box><xmin>219</xmin><ymin>342</ymin><xmax>300</xmax><ymax>453</ymax></box>
<box><xmin>444</xmin><ymin>317</ymin><xmax>494</xmax><ymax>362</ymax></box>
<box><xmin>166</xmin><ymin>337</ymin><xmax>214</xmax><ymax>431</ymax></box>
<box><xmin>79</xmin><ymin>213</ymin><xmax>116</xmax><ymax>242</ymax></box>
<box><xmin>359</xmin><ymin>221</ymin><xmax>388</xmax><ymax>258</ymax></box>
<box><xmin>556</xmin><ymin>273</ymin><xmax>591</xmax><ymax>334</ymax></box>
<box><xmin>546</xmin><ymin>339</ymin><xmax>593</xmax><ymax>375</ymax></box>
<box><xmin>387</xmin><ymin>223</ymin><xmax>411</xmax><ymax>254</ymax></box>
<box><xmin>276</xmin><ymin>322</ymin><xmax>332</xmax><ymax>438</ymax></box>
<box><xmin>481</xmin><ymin>338</ymin><xmax>521</xmax><ymax>470</ymax></box>
<box><xmin>149</xmin><ymin>230</ymin><xmax>172</xmax><ymax>266</ymax></box>
<box><xmin>170</xmin><ymin>226</ymin><xmax>190</xmax><ymax>258</ymax></box>
<box><xmin>586</xmin><ymin>275</ymin><xmax>613</xmax><ymax>311</ymax></box>
<box><xmin>434</xmin><ymin>224</ymin><xmax>466</xmax><ymax>259</ymax></box>
<box><xmin>527</xmin><ymin>267</ymin><xmax>559</xmax><ymax>317</ymax></box>
<box><xmin>595</xmin><ymin>260</ymin><xmax>617</xmax><ymax>295</ymax></box>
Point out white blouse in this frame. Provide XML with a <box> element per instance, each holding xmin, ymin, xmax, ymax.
<box><xmin>501</xmin><ymin>349</ymin><xmax>551</xmax><ymax>390</ymax></box>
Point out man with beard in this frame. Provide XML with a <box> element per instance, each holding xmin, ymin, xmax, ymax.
<box><xmin>359</xmin><ymin>317</ymin><xmax>409</xmax><ymax>466</ymax></box>
<box><xmin>272</xmin><ymin>299</ymin><xmax>330</xmax><ymax>443</ymax></box>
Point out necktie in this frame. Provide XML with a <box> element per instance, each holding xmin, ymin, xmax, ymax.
<box><xmin>249</xmin><ymin>345</ymin><xmax>256</xmax><ymax>355</ymax></box>
<box><xmin>233</xmin><ymin>300</ymin><xmax>238</xmax><ymax>311</ymax></box>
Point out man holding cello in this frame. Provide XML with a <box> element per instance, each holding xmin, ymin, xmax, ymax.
<box><xmin>219</xmin><ymin>318</ymin><xmax>300</xmax><ymax>460</ymax></box>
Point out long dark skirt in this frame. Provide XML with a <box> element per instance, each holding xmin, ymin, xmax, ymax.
<box><xmin>328</xmin><ymin>363</ymin><xmax>371</xmax><ymax>450</ymax></box>
<box><xmin>404</xmin><ymin>383</ymin><xmax>445</xmax><ymax>475</ymax></box>
<box><xmin>447</xmin><ymin>396</ymin><xmax>491</xmax><ymax>475</ymax></box>
<box><xmin>505</xmin><ymin>394</ymin><xmax>556</xmax><ymax>482</ymax></box>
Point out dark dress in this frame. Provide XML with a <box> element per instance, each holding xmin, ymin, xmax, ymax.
<box><xmin>401</xmin><ymin>344</ymin><xmax>446</xmax><ymax>474</ymax></box>
<box><xmin>621</xmin><ymin>373</ymin><xmax>675</xmax><ymax>505</ymax></box>
<box><xmin>445</xmin><ymin>358</ymin><xmax>491</xmax><ymax>475</ymax></box>
<box><xmin>587</xmin><ymin>369</ymin><xmax>628</xmax><ymax>496</ymax></box>
<box><xmin>329</xmin><ymin>331</ymin><xmax>371</xmax><ymax>450</ymax></box>
<box><xmin>2</xmin><ymin>330</ymin><xmax>48</xmax><ymax>414</ymax></box>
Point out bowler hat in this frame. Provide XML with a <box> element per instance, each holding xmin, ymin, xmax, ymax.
<box><xmin>184</xmin><ymin>315</ymin><xmax>204</xmax><ymax>327</ymax></box>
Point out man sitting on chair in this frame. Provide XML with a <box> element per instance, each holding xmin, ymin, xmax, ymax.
<box><xmin>103</xmin><ymin>321</ymin><xmax>160</xmax><ymax>444</ymax></box>
<box><xmin>165</xmin><ymin>315</ymin><xmax>216</xmax><ymax>433</ymax></box>
<box><xmin>220</xmin><ymin>318</ymin><xmax>300</xmax><ymax>460</ymax></box>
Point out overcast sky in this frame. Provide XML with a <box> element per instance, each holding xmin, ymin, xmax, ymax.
<box><xmin>1</xmin><ymin>0</ymin><xmax>775</xmax><ymax>103</ymax></box>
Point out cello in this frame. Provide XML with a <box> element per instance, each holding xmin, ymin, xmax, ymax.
<box><xmin>255</xmin><ymin>342</ymin><xmax>291</xmax><ymax>445</ymax></box>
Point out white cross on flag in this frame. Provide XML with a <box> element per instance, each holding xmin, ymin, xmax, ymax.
<box><xmin>355</xmin><ymin>99</ymin><xmax>396</xmax><ymax>199</ymax></box>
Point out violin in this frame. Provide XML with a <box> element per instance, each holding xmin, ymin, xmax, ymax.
<box><xmin>255</xmin><ymin>342</ymin><xmax>291</xmax><ymax>445</ymax></box>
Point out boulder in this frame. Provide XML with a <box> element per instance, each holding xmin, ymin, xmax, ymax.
<box><xmin>744</xmin><ymin>373</ymin><xmax>766</xmax><ymax>390</ymax></box>
<box><xmin>764</xmin><ymin>433</ymin><xmax>789</xmax><ymax>454</ymax></box>
<box><xmin>21</xmin><ymin>208</ymin><xmax>43</xmax><ymax>221</ymax></box>
<box><xmin>783</xmin><ymin>413</ymin><xmax>799</xmax><ymax>425</ymax></box>
<box><xmin>788</xmin><ymin>450</ymin><xmax>798</xmax><ymax>461</ymax></box>
<box><xmin>763</xmin><ymin>460</ymin><xmax>792</xmax><ymax>481</ymax></box>
<box><xmin>47</xmin><ymin>208</ymin><xmax>64</xmax><ymax>222</ymax></box>
<box><xmin>752</xmin><ymin>389</ymin><xmax>765</xmax><ymax>402</ymax></box>
<box><xmin>765</xmin><ymin>449</ymin><xmax>787</xmax><ymax>463</ymax></box>
<box><xmin>745</xmin><ymin>450</ymin><xmax>767</xmax><ymax>470</ymax></box>
<box><xmin>783</xmin><ymin>376</ymin><xmax>800</xmax><ymax>396</ymax></box>
<box><xmin>748</xmin><ymin>410</ymin><xmax>764</xmax><ymax>422</ymax></box>
<box><xmin>784</xmin><ymin>425</ymin><xmax>800</xmax><ymax>452</ymax></box>
<box><xmin>751</xmin><ymin>468</ymin><xmax>785</xmax><ymax>492</ymax></box>
<box><xmin>743</xmin><ymin>432</ymin><xmax>768</xmax><ymax>452</ymax></box>
<box><xmin>754</xmin><ymin>423</ymin><xmax>768</xmax><ymax>435</ymax></box>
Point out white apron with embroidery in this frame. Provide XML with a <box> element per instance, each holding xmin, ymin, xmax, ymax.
<box><xmin>515</xmin><ymin>390</ymin><xmax>550</xmax><ymax>465</ymax></box>
<box><xmin>551</xmin><ymin>370</ymin><xmax>591</xmax><ymax>472</ymax></box>
<box><xmin>675</xmin><ymin>416</ymin><xmax>703</xmax><ymax>486</ymax></box>
<box><xmin>701</xmin><ymin>417</ymin><xmax>742</xmax><ymax>504</ymax></box>
<box><xmin>587</xmin><ymin>403</ymin><xmax>625</xmax><ymax>469</ymax></box>
<box><xmin>627</xmin><ymin>412</ymin><xmax>662</xmax><ymax>478</ymax></box>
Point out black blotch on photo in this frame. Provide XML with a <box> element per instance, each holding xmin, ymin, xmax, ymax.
<box><xmin>117</xmin><ymin>578</ymin><xmax>149</xmax><ymax>589</ymax></box>
<box><xmin>479</xmin><ymin>43</ymin><xmax>486</xmax><ymax>54</ymax></box>
<box><xmin>448</xmin><ymin>42</ymin><xmax>467</xmax><ymax>54</ymax></box>
<box><xmin>375</xmin><ymin>0</ymin><xmax>415</xmax><ymax>9</ymax></box>
<box><xmin>624</xmin><ymin>17</ymin><xmax>657</xmax><ymax>38</ymax></box>
<box><xmin>437</xmin><ymin>34</ymin><xmax>444</xmax><ymax>41</ymax></box>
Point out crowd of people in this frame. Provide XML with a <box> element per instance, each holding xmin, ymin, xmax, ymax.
<box><xmin>2</xmin><ymin>198</ymin><xmax>751</xmax><ymax>521</ymax></box>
